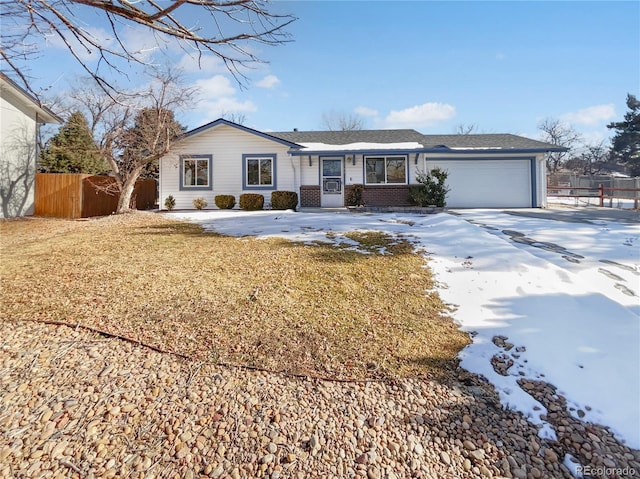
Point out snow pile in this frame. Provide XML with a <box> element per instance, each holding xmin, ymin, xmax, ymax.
<box><xmin>169</xmin><ymin>209</ymin><xmax>640</xmax><ymax>448</ymax></box>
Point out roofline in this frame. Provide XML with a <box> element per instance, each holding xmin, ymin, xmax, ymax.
<box><xmin>0</xmin><ymin>73</ymin><xmax>62</xmax><ymax>124</ymax></box>
<box><xmin>181</xmin><ymin>118</ymin><xmax>302</xmax><ymax>148</ymax></box>
<box><xmin>288</xmin><ymin>148</ymin><xmax>421</xmax><ymax>156</ymax></box>
<box><xmin>288</xmin><ymin>146</ymin><xmax>568</xmax><ymax>156</ymax></box>
<box><xmin>425</xmin><ymin>147</ymin><xmax>569</xmax><ymax>154</ymax></box>
<box><xmin>178</xmin><ymin>119</ymin><xmax>567</xmax><ymax>153</ymax></box>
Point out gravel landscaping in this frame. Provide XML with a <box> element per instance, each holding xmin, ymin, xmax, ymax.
<box><xmin>2</xmin><ymin>320</ymin><xmax>638</xmax><ymax>479</ymax></box>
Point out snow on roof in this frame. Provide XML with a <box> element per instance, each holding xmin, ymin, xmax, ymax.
<box><xmin>448</xmin><ymin>147</ymin><xmax>504</xmax><ymax>150</ymax></box>
<box><xmin>298</xmin><ymin>142</ymin><xmax>424</xmax><ymax>151</ymax></box>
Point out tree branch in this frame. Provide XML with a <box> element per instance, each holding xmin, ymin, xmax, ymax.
<box><xmin>2</xmin><ymin>0</ymin><xmax>296</xmax><ymax>96</ymax></box>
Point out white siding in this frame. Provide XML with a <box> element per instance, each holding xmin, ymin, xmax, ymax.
<box><xmin>300</xmin><ymin>155</ymin><xmax>320</xmax><ymax>186</ymax></box>
<box><xmin>408</xmin><ymin>153</ymin><xmax>422</xmax><ymax>184</ymax></box>
<box><xmin>536</xmin><ymin>155</ymin><xmax>547</xmax><ymax>207</ymax></box>
<box><xmin>0</xmin><ymin>90</ymin><xmax>38</xmax><ymax>218</ymax></box>
<box><xmin>160</xmin><ymin>124</ymin><xmax>296</xmax><ymax>209</ymax></box>
<box><xmin>344</xmin><ymin>155</ymin><xmax>362</xmax><ymax>186</ymax></box>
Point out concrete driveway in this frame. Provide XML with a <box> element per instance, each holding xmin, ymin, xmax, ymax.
<box><xmin>449</xmin><ymin>208</ymin><xmax>640</xmax><ymax>306</ymax></box>
<box><xmin>498</xmin><ymin>205</ymin><xmax>639</xmax><ymax>225</ymax></box>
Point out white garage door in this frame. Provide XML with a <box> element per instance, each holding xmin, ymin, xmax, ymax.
<box><xmin>428</xmin><ymin>159</ymin><xmax>532</xmax><ymax>208</ymax></box>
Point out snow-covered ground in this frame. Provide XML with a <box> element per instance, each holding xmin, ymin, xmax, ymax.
<box><xmin>168</xmin><ymin>208</ymin><xmax>640</xmax><ymax>449</ymax></box>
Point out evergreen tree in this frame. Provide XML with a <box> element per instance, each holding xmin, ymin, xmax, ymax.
<box><xmin>117</xmin><ymin>108</ymin><xmax>185</xmax><ymax>180</ymax></box>
<box><xmin>40</xmin><ymin>111</ymin><xmax>106</xmax><ymax>174</ymax></box>
<box><xmin>607</xmin><ymin>94</ymin><xmax>640</xmax><ymax>176</ymax></box>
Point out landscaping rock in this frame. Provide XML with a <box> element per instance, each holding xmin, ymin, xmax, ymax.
<box><xmin>0</xmin><ymin>320</ymin><xmax>637</xmax><ymax>479</ymax></box>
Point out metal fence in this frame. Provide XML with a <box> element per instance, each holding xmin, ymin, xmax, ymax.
<box><xmin>548</xmin><ymin>174</ymin><xmax>640</xmax><ymax>199</ymax></box>
<box><xmin>547</xmin><ymin>174</ymin><xmax>640</xmax><ymax>209</ymax></box>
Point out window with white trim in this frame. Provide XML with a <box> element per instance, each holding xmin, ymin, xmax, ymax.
<box><xmin>180</xmin><ymin>155</ymin><xmax>212</xmax><ymax>190</ymax></box>
<box><xmin>243</xmin><ymin>154</ymin><xmax>276</xmax><ymax>190</ymax></box>
<box><xmin>365</xmin><ymin>156</ymin><xmax>407</xmax><ymax>184</ymax></box>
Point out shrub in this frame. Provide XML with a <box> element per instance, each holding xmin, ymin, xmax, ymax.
<box><xmin>271</xmin><ymin>191</ymin><xmax>298</xmax><ymax>210</ymax></box>
<box><xmin>239</xmin><ymin>193</ymin><xmax>264</xmax><ymax>211</ymax></box>
<box><xmin>215</xmin><ymin>195</ymin><xmax>236</xmax><ymax>209</ymax></box>
<box><xmin>408</xmin><ymin>168</ymin><xmax>450</xmax><ymax>207</ymax></box>
<box><xmin>164</xmin><ymin>195</ymin><xmax>176</xmax><ymax>211</ymax></box>
<box><xmin>346</xmin><ymin>184</ymin><xmax>365</xmax><ymax>207</ymax></box>
<box><xmin>193</xmin><ymin>197</ymin><xmax>208</xmax><ymax>210</ymax></box>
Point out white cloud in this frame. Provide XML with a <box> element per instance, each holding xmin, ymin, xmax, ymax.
<box><xmin>120</xmin><ymin>26</ymin><xmax>163</xmax><ymax>62</ymax></box>
<box><xmin>195</xmin><ymin>75</ymin><xmax>236</xmax><ymax>99</ymax></box>
<box><xmin>45</xmin><ymin>27</ymin><xmax>115</xmax><ymax>62</ymax></box>
<box><xmin>560</xmin><ymin>104</ymin><xmax>616</xmax><ymax>126</ymax></box>
<box><xmin>191</xmin><ymin>75</ymin><xmax>256</xmax><ymax>123</ymax></box>
<box><xmin>580</xmin><ymin>129</ymin><xmax>610</xmax><ymax>145</ymax></box>
<box><xmin>383</xmin><ymin>102</ymin><xmax>456</xmax><ymax>128</ymax></box>
<box><xmin>355</xmin><ymin>106</ymin><xmax>378</xmax><ymax>117</ymax></box>
<box><xmin>255</xmin><ymin>75</ymin><xmax>281</xmax><ymax>89</ymax></box>
<box><xmin>206</xmin><ymin>97</ymin><xmax>256</xmax><ymax>114</ymax></box>
<box><xmin>177</xmin><ymin>53</ymin><xmax>226</xmax><ymax>74</ymax></box>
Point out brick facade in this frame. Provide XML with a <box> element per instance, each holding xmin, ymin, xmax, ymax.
<box><xmin>301</xmin><ymin>184</ymin><xmax>412</xmax><ymax>207</ymax></box>
<box><xmin>345</xmin><ymin>184</ymin><xmax>412</xmax><ymax>207</ymax></box>
<box><xmin>300</xmin><ymin>185</ymin><xmax>321</xmax><ymax>207</ymax></box>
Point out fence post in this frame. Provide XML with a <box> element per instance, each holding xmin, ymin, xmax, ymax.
<box><xmin>598</xmin><ymin>183</ymin><xmax>604</xmax><ymax>207</ymax></box>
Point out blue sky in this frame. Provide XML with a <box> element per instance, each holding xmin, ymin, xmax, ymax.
<box><xmin>25</xmin><ymin>1</ymin><xmax>640</xmax><ymax>144</ymax></box>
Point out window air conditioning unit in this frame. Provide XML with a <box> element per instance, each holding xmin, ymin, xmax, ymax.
<box><xmin>325</xmin><ymin>180</ymin><xmax>340</xmax><ymax>192</ymax></box>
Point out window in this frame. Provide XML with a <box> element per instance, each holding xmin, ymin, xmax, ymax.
<box><xmin>365</xmin><ymin>156</ymin><xmax>407</xmax><ymax>184</ymax></box>
<box><xmin>180</xmin><ymin>155</ymin><xmax>212</xmax><ymax>190</ymax></box>
<box><xmin>243</xmin><ymin>154</ymin><xmax>277</xmax><ymax>190</ymax></box>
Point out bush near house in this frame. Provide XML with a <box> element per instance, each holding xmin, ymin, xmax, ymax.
<box><xmin>409</xmin><ymin>168</ymin><xmax>450</xmax><ymax>207</ymax></box>
<box><xmin>271</xmin><ymin>191</ymin><xmax>298</xmax><ymax>210</ymax></box>
<box><xmin>346</xmin><ymin>184</ymin><xmax>365</xmax><ymax>207</ymax></box>
<box><xmin>164</xmin><ymin>195</ymin><xmax>176</xmax><ymax>211</ymax></box>
<box><xmin>193</xmin><ymin>197</ymin><xmax>208</xmax><ymax>210</ymax></box>
<box><xmin>215</xmin><ymin>195</ymin><xmax>236</xmax><ymax>209</ymax></box>
<box><xmin>239</xmin><ymin>193</ymin><xmax>264</xmax><ymax>211</ymax></box>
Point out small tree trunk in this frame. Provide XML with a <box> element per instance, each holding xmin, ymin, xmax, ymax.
<box><xmin>116</xmin><ymin>165</ymin><xmax>145</xmax><ymax>214</ymax></box>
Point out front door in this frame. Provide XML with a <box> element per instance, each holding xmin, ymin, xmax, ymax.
<box><xmin>321</xmin><ymin>157</ymin><xmax>344</xmax><ymax>207</ymax></box>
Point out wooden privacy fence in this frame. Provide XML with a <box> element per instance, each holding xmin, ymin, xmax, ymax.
<box><xmin>34</xmin><ymin>173</ymin><xmax>157</xmax><ymax>219</ymax></box>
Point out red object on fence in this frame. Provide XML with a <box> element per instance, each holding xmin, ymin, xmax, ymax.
<box><xmin>598</xmin><ymin>184</ymin><xmax>604</xmax><ymax>207</ymax></box>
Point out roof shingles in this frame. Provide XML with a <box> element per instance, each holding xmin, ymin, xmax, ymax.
<box><xmin>181</xmin><ymin>119</ymin><xmax>565</xmax><ymax>152</ymax></box>
<box><xmin>270</xmin><ymin>129</ymin><xmax>563</xmax><ymax>151</ymax></box>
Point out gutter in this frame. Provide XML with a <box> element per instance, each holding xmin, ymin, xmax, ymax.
<box><xmin>287</xmin><ymin>147</ymin><xmax>569</xmax><ymax>156</ymax></box>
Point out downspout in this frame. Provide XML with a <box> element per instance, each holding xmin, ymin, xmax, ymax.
<box><xmin>289</xmin><ymin>153</ymin><xmax>299</xmax><ymax>208</ymax></box>
<box><xmin>540</xmin><ymin>154</ymin><xmax>548</xmax><ymax>208</ymax></box>
<box><xmin>35</xmin><ymin>112</ymin><xmax>40</xmax><ymax>159</ymax></box>
<box><xmin>158</xmin><ymin>151</ymin><xmax>163</xmax><ymax>210</ymax></box>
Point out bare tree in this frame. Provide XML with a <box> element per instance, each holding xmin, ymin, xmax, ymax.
<box><xmin>538</xmin><ymin>118</ymin><xmax>582</xmax><ymax>174</ymax></box>
<box><xmin>321</xmin><ymin>110</ymin><xmax>365</xmax><ymax>131</ymax></box>
<box><xmin>68</xmin><ymin>69</ymin><xmax>195</xmax><ymax>213</ymax></box>
<box><xmin>220</xmin><ymin>111</ymin><xmax>248</xmax><ymax>125</ymax></box>
<box><xmin>1</xmin><ymin>0</ymin><xmax>296</xmax><ymax>96</ymax></box>
<box><xmin>454</xmin><ymin>123</ymin><xmax>479</xmax><ymax>135</ymax></box>
<box><xmin>565</xmin><ymin>142</ymin><xmax>611</xmax><ymax>175</ymax></box>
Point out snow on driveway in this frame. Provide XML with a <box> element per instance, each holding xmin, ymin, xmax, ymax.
<box><xmin>168</xmin><ymin>209</ymin><xmax>640</xmax><ymax>449</ymax></box>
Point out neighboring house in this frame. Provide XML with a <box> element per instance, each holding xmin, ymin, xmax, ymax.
<box><xmin>0</xmin><ymin>73</ymin><xmax>62</xmax><ymax>218</ymax></box>
<box><xmin>159</xmin><ymin>118</ymin><xmax>565</xmax><ymax>210</ymax></box>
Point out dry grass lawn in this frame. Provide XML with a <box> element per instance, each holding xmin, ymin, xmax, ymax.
<box><xmin>0</xmin><ymin>212</ymin><xmax>469</xmax><ymax>380</ymax></box>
